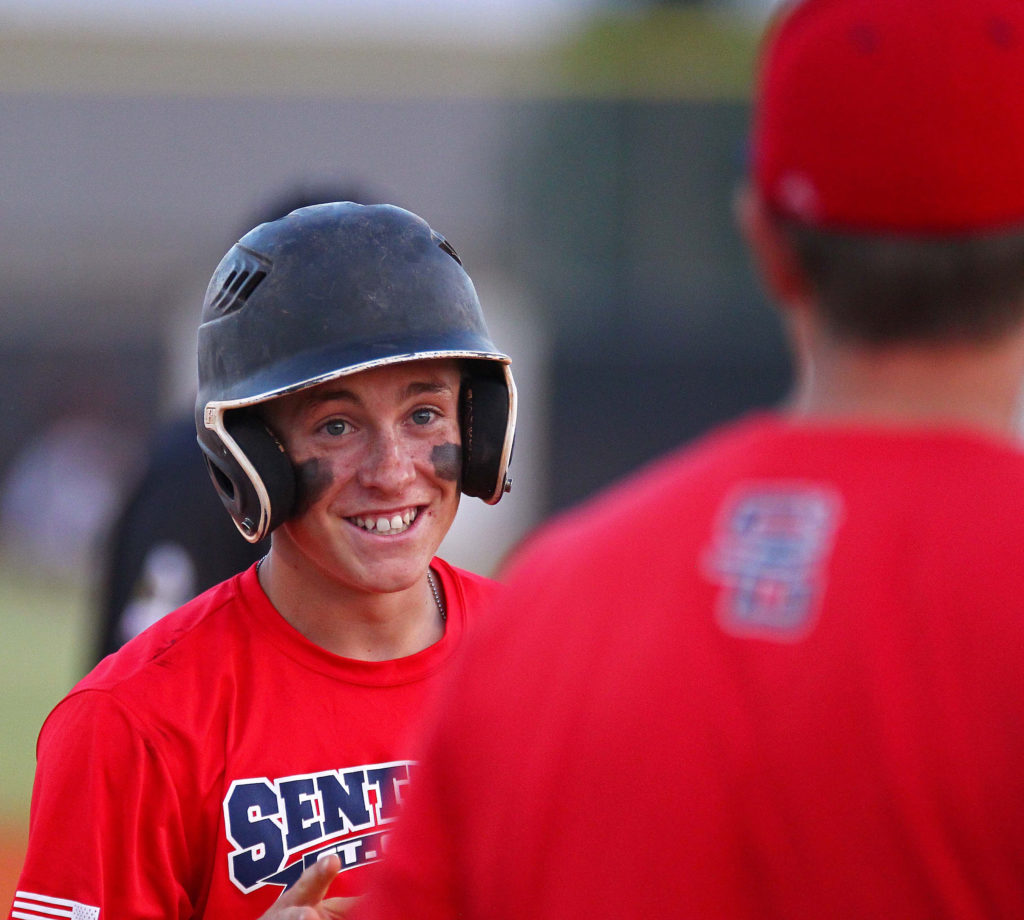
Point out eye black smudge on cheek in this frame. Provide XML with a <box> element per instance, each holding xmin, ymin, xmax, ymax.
<box><xmin>292</xmin><ymin>458</ymin><xmax>334</xmax><ymax>516</ymax></box>
<box><xmin>431</xmin><ymin>442</ymin><xmax>462</xmax><ymax>482</ymax></box>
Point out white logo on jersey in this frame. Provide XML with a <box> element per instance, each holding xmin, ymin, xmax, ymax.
<box><xmin>704</xmin><ymin>482</ymin><xmax>842</xmax><ymax>641</ymax></box>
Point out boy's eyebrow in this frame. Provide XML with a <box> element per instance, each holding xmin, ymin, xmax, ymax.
<box><xmin>403</xmin><ymin>381</ymin><xmax>455</xmax><ymax>398</ymax></box>
<box><xmin>306</xmin><ymin>386</ymin><xmax>359</xmax><ymax>406</ymax></box>
<box><xmin>304</xmin><ymin>379</ymin><xmax>454</xmax><ymax>408</ymax></box>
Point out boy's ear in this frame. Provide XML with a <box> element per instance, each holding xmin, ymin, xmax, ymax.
<box><xmin>734</xmin><ymin>184</ymin><xmax>814</xmax><ymax>309</ymax></box>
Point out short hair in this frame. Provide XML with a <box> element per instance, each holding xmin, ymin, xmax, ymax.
<box><xmin>779</xmin><ymin>219</ymin><xmax>1024</xmax><ymax>346</ymax></box>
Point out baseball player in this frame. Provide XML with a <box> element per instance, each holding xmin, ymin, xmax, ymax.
<box><xmin>9</xmin><ymin>202</ymin><xmax>516</xmax><ymax>919</ymax></box>
<box><xmin>352</xmin><ymin>1</ymin><xmax>1024</xmax><ymax>918</ymax></box>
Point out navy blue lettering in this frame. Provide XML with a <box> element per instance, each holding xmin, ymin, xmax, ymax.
<box><xmin>365</xmin><ymin>764</ymin><xmax>410</xmax><ymax>822</ymax></box>
<box><xmin>226</xmin><ymin>780</ymin><xmax>285</xmax><ymax>891</ymax></box>
<box><xmin>280</xmin><ymin>776</ymin><xmax>324</xmax><ymax>850</ymax></box>
<box><xmin>318</xmin><ymin>769</ymin><xmax>372</xmax><ymax>835</ymax></box>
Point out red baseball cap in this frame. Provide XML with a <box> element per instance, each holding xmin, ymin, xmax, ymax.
<box><xmin>752</xmin><ymin>0</ymin><xmax>1024</xmax><ymax>234</ymax></box>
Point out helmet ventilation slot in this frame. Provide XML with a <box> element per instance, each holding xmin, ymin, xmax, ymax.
<box><xmin>433</xmin><ymin>232</ymin><xmax>463</xmax><ymax>265</ymax></box>
<box><xmin>208</xmin><ymin>250</ymin><xmax>270</xmax><ymax>316</ymax></box>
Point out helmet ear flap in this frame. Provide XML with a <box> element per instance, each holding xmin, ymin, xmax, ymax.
<box><xmin>200</xmin><ymin>411</ymin><xmax>297</xmax><ymax>542</ymax></box>
<box><xmin>460</xmin><ymin>365</ymin><xmax>515</xmax><ymax>504</ymax></box>
<box><xmin>226</xmin><ymin>412</ymin><xmax>297</xmax><ymax>538</ymax></box>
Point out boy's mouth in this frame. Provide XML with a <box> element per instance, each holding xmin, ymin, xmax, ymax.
<box><xmin>348</xmin><ymin>507</ymin><xmax>419</xmax><ymax>535</ymax></box>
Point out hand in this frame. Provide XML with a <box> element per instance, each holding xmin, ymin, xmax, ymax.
<box><xmin>257</xmin><ymin>854</ymin><xmax>359</xmax><ymax>920</ymax></box>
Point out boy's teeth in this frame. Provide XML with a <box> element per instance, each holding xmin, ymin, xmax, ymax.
<box><xmin>353</xmin><ymin>509</ymin><xmax>417</xmax><ymax>533</ymax></box>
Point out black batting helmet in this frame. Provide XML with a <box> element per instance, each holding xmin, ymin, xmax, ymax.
<box><xmin>195</xmin><ymin>201</ymin><xmax>517</xmax><ymax>543</ymax></box>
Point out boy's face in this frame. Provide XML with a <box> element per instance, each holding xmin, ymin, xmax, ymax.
<box><xmin>259</xmin><ymin>359</ymin><xmax>463</xmax><ymax>597</ymax></box>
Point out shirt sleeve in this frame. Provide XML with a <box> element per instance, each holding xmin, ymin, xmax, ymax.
<box><xmin>11</xmin><ymin>689</ymin><xmax>196</xmax><ymax>920</ymax></box>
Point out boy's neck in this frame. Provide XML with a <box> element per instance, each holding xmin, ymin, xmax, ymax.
<box><xmin>256</xmin><ymin>553</ymin><xmax>445</xmax><ymax>661</ymax></box>
<box><xmin>785</xmin><ymin>314</ymin><xmax>1024</xmax><ymax>440</ymax></box>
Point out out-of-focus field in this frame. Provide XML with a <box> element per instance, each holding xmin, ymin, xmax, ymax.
<box><xmin>0</xmin><ymin>561</ymin><xmax>91</xmax><ymax>910</ymax></box>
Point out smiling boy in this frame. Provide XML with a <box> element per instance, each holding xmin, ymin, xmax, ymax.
<box><xmin>9</xmin><ymin>203</ymin><xmax>516</xmax><ymax>920</ymax></box>
<box><xmin>256</xmin><ymin>360</ymin><xmax>468</xmax><ymax>662</ymax></box>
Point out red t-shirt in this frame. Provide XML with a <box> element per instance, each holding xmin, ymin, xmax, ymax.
<box><xmin>359</xmin><ymin>414</ymin><xmax>1024</xmax><ymax>920</ymax></box>
<box><xmin>10</xmin><ymin>558</ymin><xmax>499</xmax><ymax>919</ymax></box>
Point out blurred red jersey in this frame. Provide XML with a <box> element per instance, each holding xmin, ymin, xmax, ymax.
<box><xmin>359</xmin><ymin>414</ymin><xmax>1024</xmax><ymax>920</ymax></box>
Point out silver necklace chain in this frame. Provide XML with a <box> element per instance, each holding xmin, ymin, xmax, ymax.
<box><xmin>427</xmin><ymin>568</ymin><xmax>447</xmax><ymax>622</ymax></box>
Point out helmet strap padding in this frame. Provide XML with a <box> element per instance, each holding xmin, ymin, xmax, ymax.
<box><xmin>460</xmin><ymin>365</ymin><xmax>511</xmax><ymax>502</ymax></box>
<box><xmin>223</xmin><ymin>411</ymin><xmax>297</xmax><ymax>536</ymax></box>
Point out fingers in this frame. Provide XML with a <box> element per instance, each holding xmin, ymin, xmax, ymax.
<box><xmin>277</xmin><ymin>853</ymin><xmax>343</xmax><ymax>910</ymax></box>
<box><xmin>322</xmin><ymin>896</ymin><xmax>361</xmax><ymax>920</ymax></box>
<box><xmin>270</xmin><ymin>900</ymin><xmax>358</xmax><ymax>920</ymax></box>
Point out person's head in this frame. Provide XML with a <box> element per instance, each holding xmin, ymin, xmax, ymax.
<box><xmin>742</xmin><ymin>0</ymin><xmax>1024</xmax><ymax>347</ymax></box>
<box><xmin>195</xmin><ymin>202</ymin><xmax>516</xmax><ymax>549</ymax></box>
<box><xmin>255</xmin><ymin>358</ymin><xmax>465</xmax><ymax>595</ymax></box>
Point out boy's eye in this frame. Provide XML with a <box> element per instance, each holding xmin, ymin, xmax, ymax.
<box><xmin>412</xmin><ymin>408</ymin><xmax>435</xmax><ymax>425</ymax></box>
<box><xmin>324</xmin><ymin>419</ymin><xmax>348</xmax><ymax>436</ymax></box>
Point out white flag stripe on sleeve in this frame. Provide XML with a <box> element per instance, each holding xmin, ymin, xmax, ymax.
<box><xmin>14</xmin><ymin>892</ymin><xmax>75</xmax><ymax>908</ymax></box>
<box><xmin>12</xmin><ymin>907</ymin><xmax>71</xmax><ymax>920</ymax></box>
<box><xmin>13</xmin><ymin>911</ymin><xmax>70</xmax><ymax>920</ymax></box>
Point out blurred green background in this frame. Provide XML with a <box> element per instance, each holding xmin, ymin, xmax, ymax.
<box><xmin>0</xmin><ymin>565</ymin><xmax>89</xmax><ymax>818</ymax></box>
